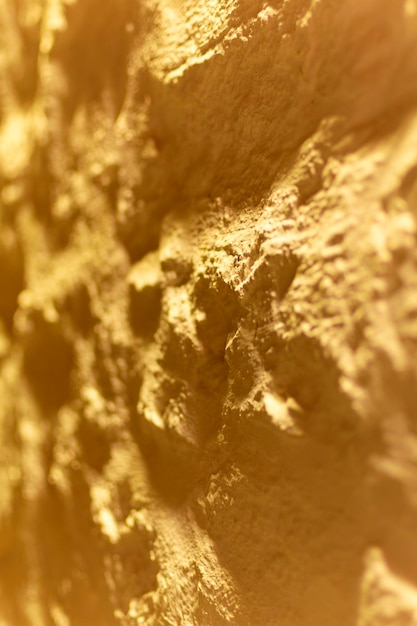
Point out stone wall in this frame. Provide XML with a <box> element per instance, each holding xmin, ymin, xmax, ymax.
<box><xmin>1</xmin><ymin>0</ymin><xmax>417</xmax><ymax>624</ymax></box>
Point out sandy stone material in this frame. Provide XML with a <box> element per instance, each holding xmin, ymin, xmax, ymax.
<box><xmin>1</xmin><ymin>0</ymin><xmax>417</xmax><ymax>624</ymax></box>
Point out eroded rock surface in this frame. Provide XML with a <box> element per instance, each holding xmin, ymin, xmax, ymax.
<box><xmin>1</xmin><ymin>1</ymin><xmax>417</xmax><ymax>624</ymax></box>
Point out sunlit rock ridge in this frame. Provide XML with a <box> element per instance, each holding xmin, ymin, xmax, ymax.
<box><xmin>1</xmin><ymin>0</ymin><xmax>417</xmax><ymax>624</ymax></box>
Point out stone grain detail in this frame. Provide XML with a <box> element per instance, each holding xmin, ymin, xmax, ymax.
<box><xmin>1</xmin><ymin>0</ymin><xmax>417</xmax><ymax>624</ymax></box>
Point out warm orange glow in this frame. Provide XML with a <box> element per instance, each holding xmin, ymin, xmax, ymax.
<box><xmin>1</xmin><ymin>0</ymin><xmax>417</xmax><ymax>624</ymax></box>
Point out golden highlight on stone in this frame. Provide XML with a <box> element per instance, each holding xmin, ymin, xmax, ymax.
<box><xmin>1</xmin><ymin>0</ymin><xmax>417</xmax><ymax>624</ymax></box>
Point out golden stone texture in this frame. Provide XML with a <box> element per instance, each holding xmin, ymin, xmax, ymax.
<box><xmin>1</xmin><ymin>0</ymin><xmax>417</xmax><ymax>624</ymax></box>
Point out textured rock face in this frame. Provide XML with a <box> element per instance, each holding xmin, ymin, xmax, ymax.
<box><xmin>1</xmin><ymin>0</ymin><xmax>417</xmax><ymax>624</ymax></box>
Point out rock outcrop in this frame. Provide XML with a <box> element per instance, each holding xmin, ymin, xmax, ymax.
<box><xmin>1</xmin><ymin>1</ymin><xmax>417</xmax><ymax>624</ymax></box>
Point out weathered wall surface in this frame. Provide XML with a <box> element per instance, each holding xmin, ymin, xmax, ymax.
<box><xmin>1</xmin><ymin>0</ymin><xmax>417</xmax><ymax>624</ymax></box>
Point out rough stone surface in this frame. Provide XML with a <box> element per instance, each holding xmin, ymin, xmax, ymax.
<box><xmin>1</xmin><ymin>0</ymin><xmax>417</xmax><ymax>624</ymax></box>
